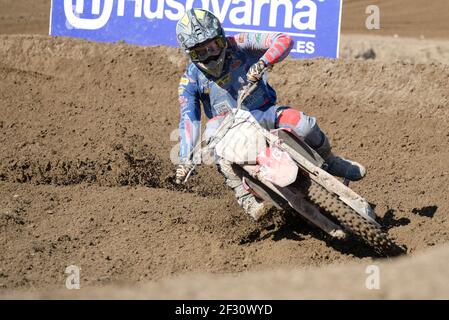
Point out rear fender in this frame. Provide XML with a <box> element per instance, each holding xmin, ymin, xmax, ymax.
<box><xmin>272</xmin><ymin>128</ymin><xmax>325</xmax><ymax>168</ymax></box>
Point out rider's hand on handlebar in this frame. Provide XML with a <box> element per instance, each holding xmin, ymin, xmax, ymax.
<box><xmin>175</xmin><ymin>163</ymin><xmax>195</xmax><ymax>185</ymax></box>
<box><xmin>246</xmin><ymin>60</ymin><xmax>266</xmax><ymax>83</ymax></box>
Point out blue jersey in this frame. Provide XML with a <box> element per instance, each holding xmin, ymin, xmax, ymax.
<box><xmin>178</xmin><ymin>32</ymin><xmax>293</xmax><ymax>162</ymax></box>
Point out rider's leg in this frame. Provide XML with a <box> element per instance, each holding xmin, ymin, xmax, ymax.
<box><xmin>216</xmin><ymin>158</ymin><xmax>273</xmax><ymax>221</ymax></box>
<box><xmin>205</xmin><ymin>115</ymin><xmax>272</xmax><ymax>221</ymax></box>
<box><xmin>276</xmin><ymin>108</ymin><xmax>366</xmax><ymax>181</ymax></box>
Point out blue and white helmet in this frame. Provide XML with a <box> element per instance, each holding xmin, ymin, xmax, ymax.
<box><xmin>176</xmin><ymin>9</ymin><xmax>227</xmax><ymax>77</ymax></box>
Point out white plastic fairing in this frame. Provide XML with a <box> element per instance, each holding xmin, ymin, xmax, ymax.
<box><xmin>258</xmin><ymin>147</ymin><xmax>298</xmax><ymax>187</ymax></box>
<box><xmin>214</xmin><ymin>117</ymin><xmax>266</xmax><ymax>164</ymax></box>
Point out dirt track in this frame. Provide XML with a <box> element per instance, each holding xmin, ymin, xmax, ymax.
<box><xmin>342</xmin><ymin>0</ymin><xmax>449</xmax><ymax>39</ymax></box>
<box><xmin>5</xmin><ymin>245</ymin><xmax>449</xmax><ymax>299</ymax></box>
<box><xmin>1</xmin><ymin>1</ymin><xmax>449</xmax><ymax>298</ymax></box>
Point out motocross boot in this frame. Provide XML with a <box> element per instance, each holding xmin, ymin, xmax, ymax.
<box><xmin>315</xmin><ymin>135</ymin><xmax>366</xmax><ymax>181</ymax></box>
<box><xmin>217</xmin><ymin>159</ymin><xmax>273</xmax><ymax>221</ymax></box>
<box><xmin>240</xmin><ymin>194</ymin><xmax>274</xmax><ymax>221</ymax></box>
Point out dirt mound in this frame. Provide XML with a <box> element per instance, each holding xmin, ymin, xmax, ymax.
<box><xmin>340</xmin><ymin>35</ymin><xmax>449</xmax><ymax>64</ymax></box>
<box><xmin>5</xmin><ymin>244</ymin><xmax>449</xmax><ymax>299</ymax></box>
<box><xmin>343</xmin><ymin>0</ymin><xmax>449</xmax><ymax>39</ymax></box>
<box><xmin>1</xmin><ymin>35</ymin><xmax>449</xmax><ymax>292</ymax></box>
<box><xmin>0</xmin><ymin>0</ymin><xmax>50</xmax><ymax>35</ymax></box>
<box><xmin>1</xmin><ymin>0</ymin><xmax>449</xmax><ymax>299</ymax></box>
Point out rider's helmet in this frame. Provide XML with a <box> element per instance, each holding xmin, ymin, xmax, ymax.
<box><xmin>176</xmin><ymin>9</ymin><xmax>227</xmax><ymax>77</ymax></box>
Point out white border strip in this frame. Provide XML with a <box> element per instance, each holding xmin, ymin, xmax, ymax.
<box><xmin>336</xmin><ymin>0</ymin><xmax>343</xmax><ymax>58</ymax></box>
<box><xmin>49</xmin><ymin>0</ymin><xmax>53</xmax><ymax>35</ymax></box>
<box><xmin>224</xmin><ymin>27</ymin><xmax>316</xmax><ymax>39</ymax></box>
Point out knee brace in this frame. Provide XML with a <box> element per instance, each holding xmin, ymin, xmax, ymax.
<box><xmin>277</xmin><ymin>108</ymin><xmax>324</xmax><ymax>148</ymax></box>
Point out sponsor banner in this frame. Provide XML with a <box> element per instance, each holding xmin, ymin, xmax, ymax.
<box><xmin>50</xmin><ymin>0</ymin><xmax>342</xmax><ymax>58</ymax></box>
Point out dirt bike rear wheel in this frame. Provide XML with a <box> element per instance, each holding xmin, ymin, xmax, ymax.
<box><xmin>301</xmin><ymin>179</ymin><xmax>405</xmax><ymax>256</ymax></box>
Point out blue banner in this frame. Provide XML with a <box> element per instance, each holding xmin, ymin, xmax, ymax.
<box><xmin>50</xmin><ymin>0</ymin><xmax>342</xmax><ymax>58</ymax></box>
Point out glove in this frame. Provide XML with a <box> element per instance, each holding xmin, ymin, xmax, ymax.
<box><xmin>175</xmin><ymin>163</ymin><xmax>195</xmax><ymax>184</ymax></box>
<box><xmin>246</xmin><ymin>60</ymin><xmax>267</xmax><ymax>83</ymax></box>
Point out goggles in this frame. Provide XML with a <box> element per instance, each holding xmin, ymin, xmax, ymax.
<box><xmin>187</xmin><ymin>37</ymin><xmax>227</xmax><ymax>62</ymax></box>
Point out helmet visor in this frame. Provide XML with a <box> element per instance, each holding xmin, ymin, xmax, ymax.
<box><xmin>188</xmin><ymin>37</ymin><xmax>226</xmax><ymax>62</ymax></box>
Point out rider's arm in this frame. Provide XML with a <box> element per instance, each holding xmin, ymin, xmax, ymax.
<box><xmin>232</xmin><ymin>32</ymin><xmax>294</xmax><ymax>66</ymax></box>
<box><xmin>178</xmin><ymin>65</ymin><xmax>201</xmax><ymax>163</ymax></box>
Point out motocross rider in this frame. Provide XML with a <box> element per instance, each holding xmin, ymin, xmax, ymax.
<box><xmin>174</xmin><ymin>9</ymin><xmax>366</xmax><ymax>221</ymax></box>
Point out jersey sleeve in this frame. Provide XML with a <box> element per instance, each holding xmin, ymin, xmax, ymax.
<box><xmin>178</xmin><ymin>65</ymin><xmax>201</xmax><ymax>163</ymax></box>
<box><xmin>231</xmin><ymin>32</ymin><xmax>294</xmax><ymax>66</ymax></box>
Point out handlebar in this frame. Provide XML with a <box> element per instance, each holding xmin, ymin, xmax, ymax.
<box><xmin>236</xmin><ymin>67</ymin><xmax>268</xmax><ymax>111</ymax></box>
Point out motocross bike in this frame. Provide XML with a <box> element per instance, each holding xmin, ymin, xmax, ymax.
<box><xmin>183</xmin><ymin>71</ymin><xmax>405</xmax><ymax>256</ymax></box>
